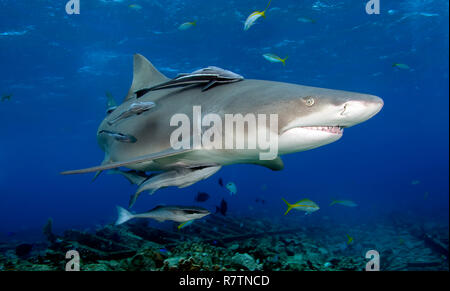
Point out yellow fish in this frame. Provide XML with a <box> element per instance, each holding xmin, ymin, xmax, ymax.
<box><xmin>282</xmin><ymin>198</ymin><xmax>319</xmax><ymax>215</ymax></box>
<box><xmin>263</xmin><ymin>53</ymin><xmax>288</xmax><ymax>66</ymax></box>
<box><xmin>128</xmin><ymin>4</ymin><xmax>142</xmax><ymax>10</ymax></box>
<box><xmin>393</xmin><ymin>63</ymin><xmax>410</xmax><ymax>70</ymax></box>
<box><xmin>346</xmin><ymin>234</ymin><xmax>354</xmax><ymax>245</ymax></box>
<box><xmin>177</xmin><ymin>220</ymin><xmax>194</xmax><ymax>230</ymax></box>
<box><xmin>244</xmin><ymin>0</ymin><xmax>272</xmax><ymax>31</ymax></box>
<box><xmin>178</xmin><ymin>21</ymin><xmax>197</xmax><ymax>31</ymax></box>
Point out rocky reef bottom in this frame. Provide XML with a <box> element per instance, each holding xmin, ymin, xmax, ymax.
<box><xmin>0</xmin><ymin>214</ymin><xmax>448</xmax><ymax>271</ymax></box>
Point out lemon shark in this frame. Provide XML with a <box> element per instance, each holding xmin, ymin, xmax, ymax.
<box><xmin>62</xmin><ymin>54</ymin><xmax>383</xmax><ymax>204</ymax></box>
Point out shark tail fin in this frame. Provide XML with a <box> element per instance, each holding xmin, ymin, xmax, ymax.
<box><xmin>115</xmin><ymin>206</ymin><xmax>134</xmax><ymax>225</ymax></box>
<box><xmin>330</xmin><ymin>200</ymin><xmax>338</xmax><ymax>206</ymax></box>
<box><xmin>282</xmin><ymin>198</ymin><xmax>295</xmax><ymax>215</ymax></box>
<box><xmin>281</xmin><ymin>56</ymin><xmax>288</xmax><ymax>66</ymax></box>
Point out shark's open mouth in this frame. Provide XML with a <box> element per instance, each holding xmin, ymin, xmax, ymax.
<box><xmin>302</xmin><ymin>126</ymin><xmax>344</xmax><ymax>135</ymax></box>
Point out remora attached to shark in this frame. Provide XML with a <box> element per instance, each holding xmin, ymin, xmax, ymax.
<box><xmin>62</xmin><ymin>54</ymin><xmax>383</xmax><ymax>204</ymax></box>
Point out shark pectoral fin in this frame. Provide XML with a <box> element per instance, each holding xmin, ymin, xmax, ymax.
<box><xmin>252</xmin><ymin>157</ymin><xmax>284</xmax><ymax>171</ymax></box>
<box><xmin>124</xmin><ymin>54</ymin><xmax>170</xmax><ymax>102</ymax></box>
<box><xmin>61</xmin><ymin>148</ymin><xmax>193</xmax><ymax>175</ymax></box>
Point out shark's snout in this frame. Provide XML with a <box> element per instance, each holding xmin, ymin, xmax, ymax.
<box><xmin>339</xmin><ymin>95</ymin><xmax>384</xmax><ymax>128</ymax></box>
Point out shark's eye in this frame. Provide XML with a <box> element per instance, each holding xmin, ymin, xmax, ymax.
<box><xmin>303</xmin><ymin>97</ymin><xmax>315</xmax><ymax>107</ymax></box>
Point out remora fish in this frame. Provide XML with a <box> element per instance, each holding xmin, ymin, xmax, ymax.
<box><xmin>108</xmin><ymin>101</ymin><xmax>156</xmax><ymax>125</ymax></box>
<box><xmin>135</xmin><ymin>66</ymin><xmax>243</xmax><ymax>97</ymax></box>
<box><xmin>98</xmin><ymin>130</ymin><xmax>137</xmax><ymax>143</ymax></box>
<box><xmin>62</xmin><ymin>54</ymin><xmax>384</xmax><ymax>194</ymax></box>
<box><xmin>107</xmin><ymin>169</ymin><xmax>149</xmax><ymax>185</ymax></box>
<box><xmin>115</xmin><ymin>205</ymin><xmax>210</xmax><ymax>225</ymax></box>
<box><xmin>129</xmin><ymin>166</ymin><xmax>221</xmax><ymax>208</ymax></box>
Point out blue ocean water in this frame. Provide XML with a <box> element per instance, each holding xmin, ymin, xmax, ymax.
<box><xmin>0</xmin><ymin>0</ymin><xmax>448</xmax><ymax>249</ymax></box>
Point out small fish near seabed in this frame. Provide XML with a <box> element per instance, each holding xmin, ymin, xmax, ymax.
<box><xmin>216</xmin><ymin>199</ymin><xmax>228</xmax><ymax>216</ymax></box>
<box><xmin>105</xmin><ymin>92</ymin><xmax>117</xmax><ymax>114</ymax></box>
<box><xmin>330</xmin><ymin>200</ymin><xmax>358</xmax><ymax>207</ymax></box>
<box><xmin>263</xmin><ymin>53</ymin><xmax>288</xmax><ymax>66</ymax></box>
<box><xmin>129</xmin><ymin>166</ymin><xmax>221</xmax><ymax>208</ymax></box>
<box><xmin>393</xmin><ymin>63</ymin><xmax>411</xmax><ymax>70</ymax></box>
<box><xmin>195</xmin><ymin>192</ymin><xmax>210</xmax><ymax>202</ymax></box>
<box><xmin>346</xmin><ymin>234</ymin><xmax>354</xmax><ymax>245</ymax></box>
<box><xmin>98</xmin><ymin>130</ymin><xmax>137</xmax><ymax>143</ymax></box>
<box><xmin>115</xmin><ymin>205</ymin><xmax>210</xmax><ymax>225</ymax></box>
<box><xmin>244</xmin><ymin>0</ymin><xmax>272</xmax><ymax>31</ymax></box>
<box><xmin>282</xmin><ymin>198</ymin><xmax>320</xmax><ymax>215</ymax></box>
<box><xmin>225</xmin><ymin>182</ymin><xmax>237</xmax><ymax>196</ymax></box>
<box><xmin>178</xmin><ymin>21</ymin><xmax>196</xmax><ymax>31</ymax></box>
<box><xmin>135</xmin><ymin>66</ymin><xmax>244</xmax><ymax>97</ymax></box>
<box><xmin>108</xmin><ymin>101</ymin><xmax>156</xmax><ymax>125</ymax></box>
<box><xmin>178</xmin><ymin>220</ymin><xmax>195</xmax><ymax>230</ymax></box>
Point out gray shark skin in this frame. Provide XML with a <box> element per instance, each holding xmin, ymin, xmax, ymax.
<box><xmin>62</xmin><ymin>54</ymin><xmax>383</xmax><ymax>182</ymax></box>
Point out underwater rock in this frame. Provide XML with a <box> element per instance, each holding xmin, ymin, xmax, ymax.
<box><xmin>286</xmin><ymin>254</ymin><xmax>305</xmax><ymax>270</ymax></box>
<box><xmin>163</xmin><ymin>256</ymin><xmax>185</xmax><ymax>269</ymax></box>
<box><xmin>231</xmin><ymin>253</ymin><xmax>262</xmax><ymax>271</ymax></box>
<box><xmin>43</xmin><ymin>218</ymin><xmax>57</xmax><ymax>243</ymax></box>
<box><xmin>229</xmin><ymin>243</ymin><xmax>239</xmax><ymax>251</ymax></box>
<box><xmin>83</xmin><ymin>264</ymin><xmax>111</xmax><ymax>271</ymax></box>
<box><xmin>15</xmin><ymin>244</ymin><xmax>33</xmax><ymax>257</ymax></box>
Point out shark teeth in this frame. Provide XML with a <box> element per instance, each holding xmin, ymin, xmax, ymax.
<box><xmin>302</xmin><ymin>126</ymin><xmax>344</xmax><ymax>134</ymax></box>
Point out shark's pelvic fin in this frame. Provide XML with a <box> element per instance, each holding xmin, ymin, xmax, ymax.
<box><xmin>61</xmin><ymin>148</ymin><xmax>193</xmax><ymax>175</ymax></box>
<box><xmin>124</xmin><ymin>54</ymin><xmax>169</xmax><ymax>102</ymax></box>
<box><xmin>251</xmin><ymin>157</ymin><xmax>284</xmax><ymax>171</ymax></box>
<box><xmin>91</xmin><ymin>153</ymin><xmax>111</xmax><ymax>182</ymax></box>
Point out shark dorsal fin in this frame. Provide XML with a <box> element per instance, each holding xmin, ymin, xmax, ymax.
<box><xmin>124</xmin><ymin>54</ymin><xmax>169</xmax><ymax>102</ymax></box>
